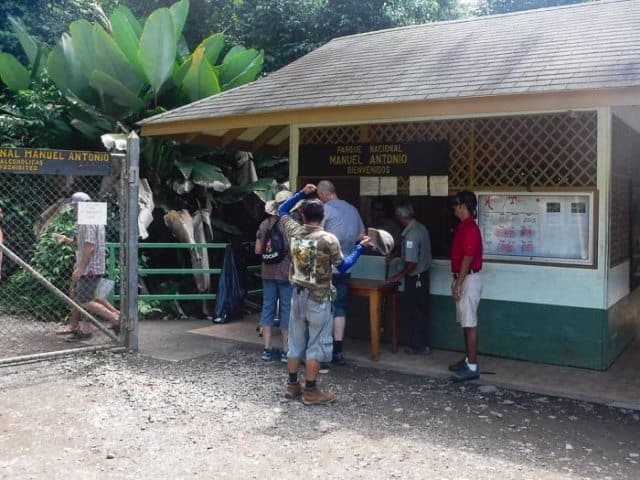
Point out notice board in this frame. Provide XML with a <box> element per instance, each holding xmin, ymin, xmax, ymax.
<box><xmin>477</xmin><ymin>192</ymin><xmax>595</xmax><ymax>266</ymax></box>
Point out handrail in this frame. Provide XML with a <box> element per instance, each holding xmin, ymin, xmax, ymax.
<box><xmin>105</xmin><ymin>241</ymin><xmax>262</xmax><ymax>302</ymax></box>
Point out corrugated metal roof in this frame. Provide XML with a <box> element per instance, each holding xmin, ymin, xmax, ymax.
<box><xmin>140</xmin><ymin>0</ymin><xmax>640</xmax><ymax>126</ymax></box>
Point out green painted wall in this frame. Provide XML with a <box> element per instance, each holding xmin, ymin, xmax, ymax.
<box><xmin>345</xmin><ymin>291</ymin><xmax>639</xmax><ymax>371</ymax></box>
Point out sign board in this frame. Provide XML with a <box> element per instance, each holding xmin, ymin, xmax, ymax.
<box><xmin>0</xmin><ymin>147</ymin><xmax>111</xmax><ymax>176</ymax></box>
<box><xmin>477</xmin><ymin>192</ymin><xmax>595</xmax><ymax>266</ymax></box>
<box><xmin>78</xmin><ymin>202</ymin><xmax>108</xmax><ymax>226</ymax></box>
<box><xmin>298</xmin><ymin>140</ymin><xmax>450</xmax><ymax>177</ymax></box>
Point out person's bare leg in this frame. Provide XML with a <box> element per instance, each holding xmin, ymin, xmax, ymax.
<box><xmin>262</xmin><ymin>325</ymin><xmax>272</xmax><ymax>350</ymax></box>
<box><xmin>81</xmin><ymin>301</ymin><xmax>119</xmax><ymax>327</ymax></box>
<box><xmin>97</xmin><ymin>298</ymin><xmax>119</xmax><ymax>315</ymax></box>
<box><xmin>287</xmin><ymin>357</ymin><xmax>300</xmax><ymax>374</ymax></box>
<box><xmin>333</xmin><ymin>316</ymin><xmax>345</xmax><ymax>341</ymax></box>
<box><xmin>304</xmin><ymin>359</ymin><xmax>320</xmax><ymax>383</ymax></box>
<box><xmin>282</xmin><ymin>331</ymin><xmax>288</xmax><ymax>351</ymax></box>
<box><xmin>465</xmin><ymin>327</ymin><xmax>478</xmax><ymax>364</ymax></box>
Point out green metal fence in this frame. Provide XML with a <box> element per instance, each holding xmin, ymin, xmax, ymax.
<box><xmin>106</xmin><ymin>242</ymin><xmax>262</xmax><ymax>302</ymax></box>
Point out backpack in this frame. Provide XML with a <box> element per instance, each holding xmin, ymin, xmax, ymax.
<box><xmin>261</xmin><ymin>217</ymin><xmax>287</xmax><ymax>264</ymax></box>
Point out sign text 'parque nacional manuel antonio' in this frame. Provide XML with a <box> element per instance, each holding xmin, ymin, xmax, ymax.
<box><xmin>0</xmin><ymin>147</ymin><xmax>111</xmax><ymax>176</ymax></box>
<box><xmin>298</xmin><ymin>140</ymin><xmax>450</xmax><ymax>177</ymax></box>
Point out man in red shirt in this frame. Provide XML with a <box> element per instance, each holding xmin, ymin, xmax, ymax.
<box><xmin>450</xmin><ymin>190</ymin><xmax>483</xmax><ymax>382</ymax></box>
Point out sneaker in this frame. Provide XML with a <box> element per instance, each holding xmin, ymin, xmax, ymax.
<box><xmin>284</xmin><ymin>382</ymin><xmax>302</xmax><ymax>399</ymax></box>
<box><xmin>331</xmin><ymin>352</ymin><xmax>346</xmax><ymax>365</ymax></box>
<box><xmin>301</xmin><ymin>388</ymin><xmax>336</xmax><ymax>406</ymax></box>
<box><xmin>448</xmin><ymin>357</ymin><xmax>467</xmax><ymax>372</ymax></box>
<box><xmin>319</xmin><ymin>361</ymin><xmax>331</xmax><ymax>373</ymax></box>
<box><xmin>66</xmin><ymin>331</ymin><xmax>93</xmax><ymax>342</ymax></box>
<box><xmin>451</xmin><ymin>363</ymin><xmax>480</xmax><ymax>383</ymax></box>
<box><xmin>403</xmin><ymin>346</ymin><xmax>432</xmax><ymax>355</ymax></box>
<box><xmin>280</xmin><ymin>351</ymin><xmax>288</xmax><ymax>364</ymax></box>
<box><xmin>261</xmin><ymin>348</ymin><xmax>277</xmax><ymax>362</ymax></box>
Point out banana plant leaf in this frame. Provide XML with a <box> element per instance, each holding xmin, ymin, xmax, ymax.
<box><xmin>69</xmin><ymin>20</ymin><xmax>98</xmax><ymax>86</ymax></box>
<box><xmin>8</xmin><ymin>16</ymin><xmax>46</xmax><ymax>72</ymax></box>
<box><xmin>175</xmin><ymin>158</ymin><xmax>231</xmax><ymax>189</ymax></box>
<box><xmin>221</xmin><ymin>50</ymin><xmax>264</xmax><ymax>91</ymax></box>
<box><xmin>219</xmin><ymin>49</ymin><xmax>262</xmax><ymax>88</ymax></box>
<box><xmin>210</xmin><ymin>218</ymin><xmax>242</xmax><ymax>236</ymax></box>
<box><xmin>93</xmin><ymin>23</ymin><xmax>144</xmax><ymax>94</ymax></box>
<box><xmin>71</xmin><ymin>118</ymin><xmax>104</xmax><ymax>138</ymax></box>
<box><xmin>198</xmin><ymin>33</ymin><xmax>225</xmax><ymax>65</ymax></box>
<box><xmin>138</xmin><ymin>8</ymin><xmax>177</xmax><ymax>95</ymax></box>
<box><xmin>180</xmin><ymin>46</ymin><xmax>220</xmax><ymax>102</ymax></box>
<box><xmin>109</xmin><ymin>8</ymin><xmax>144</xmax><ymax>78</ymax></box>
<box><xmin>222</xmin><ymin>45</ymin><xmax>246</xmax><ymax>64</ymax></box>
<box><xmin>0</xmin><ymin>53</ymin><xmax>30</xmax><ymax>91</ymax></box>
<box><xmin>214</xmin><ymin>178</ymin><xmax>275</xmax><ymax>204</ymax></box>
<box><xmin>170</xmin><ymin>0</ymin><xmax>189</xmax><ymax>40</ymax></box>
<box><xmin>172</xmin><ymin>57</ymin><xmax>192</xmax><ymax>87</ymax></box>
<box><xmin>63</xmin><ymin>91</ymin><xmax>116</xmax><ymax>131</ymax></box>
<box><xmin>113</xmin><ymin>5</ymin><xmax>142</xmax><ymax>37</ymax></box>
<box><xmin>89</xmin><ymin>71</ymin><xmax>146</xmax><ymax>111</ymax></box>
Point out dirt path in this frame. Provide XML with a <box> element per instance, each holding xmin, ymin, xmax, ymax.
<box><xmin>1</xmin><ymin>347</ymin><xmax>638</xmax><ymax>479</ymax></box>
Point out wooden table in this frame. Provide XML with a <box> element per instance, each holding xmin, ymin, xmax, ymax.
<box><xmin>348</xmin><ymin>279</ymin><xmax>399</xmax><ymax>361</ymax></box>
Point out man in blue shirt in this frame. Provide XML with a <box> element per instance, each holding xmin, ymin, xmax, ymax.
<box><xmin>317</xmin><ymin>180</ymin><xmax>365</xmax><ymax>365</ymax></box>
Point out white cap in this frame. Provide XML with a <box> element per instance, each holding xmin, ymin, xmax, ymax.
<box><xmin>70</xmin><ymin>192</ymin><xmax>91</xmax><ymax>204</ymax></box>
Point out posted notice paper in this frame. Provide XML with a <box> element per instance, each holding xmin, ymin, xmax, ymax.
<box><xmin>409</xmin><ymin>176</ymin><xmax>429</xmax><ymax>196</ymax></box>
<box><xmin>77</xmin><ymin>202</ymin><xmax>108</xmax><ymax>225</ymax></box>
<box><xmin>429</xmin><ymin>175</ymin><xmax>449</xmax><ymax>196</ymax></box>
<box><xmin>360</xmin><ymin>177</ymin><xmax>380</xmax><ymax>196</ymax></box>
<box><xmin>379</xmin><ymin>177</ymin><xmax>398</xmax><ymax>196</ymax></box>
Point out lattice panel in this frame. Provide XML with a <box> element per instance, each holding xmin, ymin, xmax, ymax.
<box><xmin>610</xmin><ymin>174</ymin><xmax>631</xmax><ymax>267</ymax></box>
<box><xmin>299</xmin><ymin>126</ymin><xmax>360</xmax><ymax>145</ymax></box>
<box><xmin>299</xmin><ymin>111</ymin><xmax>597</xmax><ymax>190</ymax></box>
<box><xmin>473</xmin><ymin>112</ymin><xmax>597</xmax><ymax>188</ymax></box>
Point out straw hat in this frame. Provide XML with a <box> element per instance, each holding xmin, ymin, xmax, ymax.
<box><xmin>264</xmin><ymin>190</ymin><xmax>292</xmax><ymax>215</ymax></box>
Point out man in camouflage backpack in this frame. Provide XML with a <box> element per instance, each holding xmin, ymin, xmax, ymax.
<box><xmin>277</xmin><ymin>184</ymin><xmax>372</xmax><ymax>405</ymax></box>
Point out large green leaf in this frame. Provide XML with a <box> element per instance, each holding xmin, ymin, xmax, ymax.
<box><xmin>138</xmin><ymin>8</ymin><xmax>177</xmax><ymax>95</ymax></box>
<box><xmin>172</xmin><ymin>57</ymin><xmax>192</xmax><ymax>87</ymax></box>
<box><xmin>0</xmin><ymin>53</ymin><xmax>30</xmax><ymax>91</ymax></box>
<box><xmin>70</xmin><ymin>118</ymin><xmax>103</xmax><ymax>139</ymax></box>
<box><xmin>69</xmin><ymin>20</ymin><xmax>98</xmax><ymax>83</ymax></box>
<box><xmin>221</xmin><ymin>50</ymin><xmax>263</xmax><ymax>91</ymax></box>
<box><xmin>114</xmin><ymin>5</ymin><xmax>142</xmax><ymax>36</ymax></box>
<box><xmin>180</xmin><ymin>46</ymin><xmax>220</xmax><ymax>102</ymax></box>
<box><xmin>110</xmin><ymin>8</ymin><xmax>144</xmax><ymax>77</ymax></box>
<box><xmin>8</xmin><ymin>16</ymin><xmax>39</xmax><ymax>67</ymax></box>
<box><xmin>198</xmin><ymin>33</ymin><xmax>225</xmax><ymax>65</ymax></box>
<box><xmin>175</xmin><ymin>158</ymin><xmax>230</xmax><ymax>189</ymax></box>
<box><xmin>89</xmin><ymin>71</ymin><xmax>145</xmax><ymax>111</ymax></box>
<box><xmin>93</xmin><ymin>24</ymin><xmax>144</xmax><ymax>94</ymax></box>
<box><xmin>219</xmin><ymin>49</ymin><xmax>262</xmax><ymax>87</ymax></box>
<box><xmin>47</xmin><ymin>34</ymin><xmax>86</xmax><ymax>94</ymax></box>
<box><xmin>222</xmin><ymin>45</ymin><xmax>246</xmax><ymax>64</ymax></box>
<box><xmin>170</xmin><ymin>0</ymin><xmax>190</xmax><ymax>40</ymax></box>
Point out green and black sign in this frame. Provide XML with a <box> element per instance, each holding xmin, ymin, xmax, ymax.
<box><xmin>0</xmin><ymin>147</ymin><xmax>111</xmax><ymax>176</ymax></box>
<box><xmin>298</xmin><ymin>140</ymin><xmax>450</xmax><ymax>177</ymax></box>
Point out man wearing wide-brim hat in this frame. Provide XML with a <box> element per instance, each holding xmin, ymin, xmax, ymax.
<box><xmin>255</xmin><ymin>189</ymin><xmax>294</xmax><ymax>363</ymax></box>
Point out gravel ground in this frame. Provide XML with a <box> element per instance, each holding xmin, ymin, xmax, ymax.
<box><xmin>0</xmin><ymin>314</ymin><xmax>116</xmax><ymax>358</ymax></box>
<box><xmin>1</xmin><ymin>345</ymin><xmax>639</xmax><ymax>479</ymax></box>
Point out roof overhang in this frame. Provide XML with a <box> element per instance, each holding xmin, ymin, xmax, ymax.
<box><xmin>140</xmin><ymin>86</ymin><xmax>640</xmax><ymax>151</ymax></box>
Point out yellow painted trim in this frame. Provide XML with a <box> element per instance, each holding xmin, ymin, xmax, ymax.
<box><xmin>140</xmin><ymin>87</ymin><xmax>640</xmax><ymax>137</ymax></box>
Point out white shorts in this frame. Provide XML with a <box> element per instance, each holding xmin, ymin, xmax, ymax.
<box><xmin>455</xmin><ymin>273</ymin><xmax>482</xmax><ymax>328</ymax></box>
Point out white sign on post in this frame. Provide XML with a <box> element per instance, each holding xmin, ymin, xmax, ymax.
<box><xmin>77</xmin><ymin>202</ymin><xmax>108</xmax><ymax>225</ymax></box>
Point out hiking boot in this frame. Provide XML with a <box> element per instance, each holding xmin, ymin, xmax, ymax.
<box><xmin>451</xmin><ymin>363</ymin><xmax>480</xmax><ymax>383</ymax></box>
<box><xmin>448</xmin><ymin>357</ymin><xmax>467</xmax><ymax>372</ymax></box>
<box><xmin>302</xmin><ymin>388</ymin><xmax>336</xmax><ymax>406</ymax></box>
<box><xmin>261</xmin><ymin>348</ymin><xmax>277</xmax><ymax>362</ymax></box>
<box><xmin>284</xmin><ymin>382</ymin><xmax>302</xmax><ymax>399</ymax></box>
<box><xmin>331</xmin><ymin>352</ymin><xmax>346</xmax><ymax>365</ymax></box>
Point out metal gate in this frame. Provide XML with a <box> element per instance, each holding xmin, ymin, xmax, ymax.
<box><xmin>0</xmin><ymin>134</ymin><xmax>139</xmax><ymax>364</ymax></box>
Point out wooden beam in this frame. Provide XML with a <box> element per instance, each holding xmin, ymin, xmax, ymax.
<box><xmin>167</xmin><ymin>133</ymin><xmax>279</xmax><ymax>155</ymax></box>
<box><xmin>220</xmin><ymin>128</ymin><xmax>246</xmax><ymax>148</ymax></box>
<box><xmin>140</xmin><ymin>86</ymin><xmax>640</xmax><ymax>137</ymax></box>
<box><xmin>277</xmin><ymin>137</ymin><xmax>289</xmax><ymax>154</ymax></box>
<box><xmin>251</xmin><ymin>125</ymin><xmax>285</xmax><ymax>151</ymax></box>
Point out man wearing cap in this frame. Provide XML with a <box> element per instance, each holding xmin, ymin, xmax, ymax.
<box><xmin>56</xmin><ymin>192</ymin><xmax>120</xmax><ymax>338</ymax></box>
<box><xmin>316</xmin><ymin>180</ymin><xmax>365</xmax><ymax>365</ymax></box>
<box><xmin>255</xmin><ymin>190</ymin><xmax>293</xmax><ymax>363</ymax></box>
<box><xmin>277</xmin><ymin>184</ymin><xmax>372</xmax><ymax>405</ymax></box>
<box><xmin>387</xmin><ymin>203</ymin><xmax>432</xmax><ymax>355</ymax></box>
<box><xmin>449</xmin><ymin>190</ymin><xmax>483</xmax><ymax>382</ymax></box>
